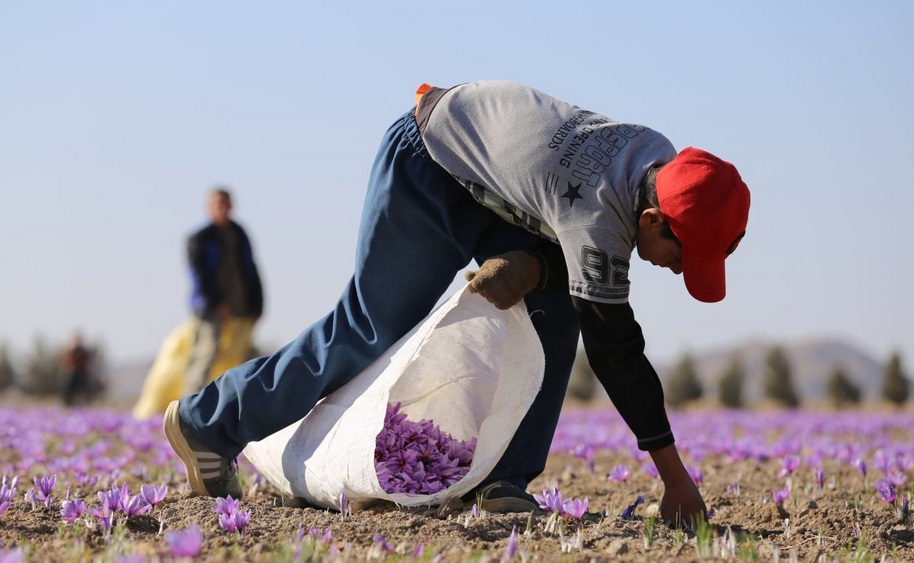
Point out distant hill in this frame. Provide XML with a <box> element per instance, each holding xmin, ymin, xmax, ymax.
<box><xmin>569</xmin><ymin>337</ymin><xmax>895</xmax><ymax>405</ymax></box>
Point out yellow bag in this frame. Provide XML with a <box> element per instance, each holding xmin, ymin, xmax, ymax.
<box><xmin>131</xmin><ymin>317</ymin><xmax>254</xmax><ymax>419</ymax></box>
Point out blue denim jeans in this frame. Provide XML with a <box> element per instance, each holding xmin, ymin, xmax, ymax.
<box><xmin>180</xmin><ymin>110</ymin><xmax>580</xmax><ymax>488</ymax></box>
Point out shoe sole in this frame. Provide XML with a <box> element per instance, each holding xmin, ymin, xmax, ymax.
<box><xmin>163</xmin><ymin>400</ymin><xmax>209</xmax><ymax>497</ymax></box>
<box><xmin>479</xmin><ymin>498</ymin><xmax>538</xmax><ymax>514</ymax></box>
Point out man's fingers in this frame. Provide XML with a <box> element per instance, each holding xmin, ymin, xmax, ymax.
<box><xmin>464</xmin><ymin>270</ymin><xmax>477</xmax><ymax>283</ymax></box>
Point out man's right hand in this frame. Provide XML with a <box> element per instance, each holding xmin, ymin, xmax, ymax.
<box><xmin>465</xmin><ymin>250</ymin><xmax>543</xmax><ymax>310</ymax></box>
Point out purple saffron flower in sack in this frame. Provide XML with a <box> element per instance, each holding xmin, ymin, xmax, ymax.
<box><xmin>533</xmin><ymin>487</ymin><xmax>564</xmax><ymax>514</ymax></box>
<box><xmin>165</xmin><ymin>526</ymin><xmax>203</xmax><ymax>558</ymax></box>
<box><xmin>139</xmin><ymin>484</ymin><xmax>167</xmax><ymax>512</ymax></box>
<box><xmin>778</xmin><ymin>455</ymin><xmax>801</xmax><ymax>478</ymax></box>
<box><xmin>815</xmin><ymin>468</ymin><xmax>826</xmax><ymax>489</ymax></box>
<box><xmin>60</xmin><ymin>498</ymin><xmax>86</xmax><ymax>523</ymax></box>
<box><xmin>608</xmin><ymin>464</ymin><xmax>630</xmax><ymax>483</ymax></box>
<box><xmin>771</xmin><ymin>488</ymin><xmax>791</xmax><ymax>505</ymax></box>
<box><xmin>620</xmin><ymin>496</ymin><xmax>645</xmax><ymax>520</ymax></box>
<box><xmin>34</xmin><ymin>475</ymin><xmax>56</xmax><ymax>508</ymax></box>
<box><xmin>875</xmin><ymin>479</ymin><xmax>896</xmax><ymax>505</ymax></box>
<box><xmin>563</xmin><ymin>497</ymin><xmax>589</xmax><ymax>520</ymax></box>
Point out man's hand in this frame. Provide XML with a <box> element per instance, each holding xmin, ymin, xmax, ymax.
<box><xmin>659</xmin><ymin>477</ymin><xmax>707</xmax><ymax>528</ymax></box>
<box><xmin>465</xmin><ymin>251</ymin><xmax>543</xmax><ymax>310</ymax></box>
<box><xmin>649</xmin><ymin>443</ymin><xmax>708</xmax><ymax>528</ymax></box>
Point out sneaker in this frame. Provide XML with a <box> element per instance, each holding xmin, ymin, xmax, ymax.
<box><xmin>163</xmin><ymin>400</ymin><xmax>242</xmax><ymax>499</ymax></box>
<box><xmin>463</xmin><ymin>480</ymin><xmax>539</xmax><ymax>513</ymax></box>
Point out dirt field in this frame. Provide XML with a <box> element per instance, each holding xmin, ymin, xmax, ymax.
<box><xmin>1</xmin><ymin>402</ymin><xmax>912</xmax><ymax>561</ymax></box>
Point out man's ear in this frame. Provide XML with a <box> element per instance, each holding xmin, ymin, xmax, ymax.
<box><xmin>638</xmin><ymin>208</ymin><xmax>666</xmax><ymax>230</ymax></box>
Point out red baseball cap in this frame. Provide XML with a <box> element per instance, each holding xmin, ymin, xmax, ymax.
<box><xmin>656</xmin><ymin>147</ymin><xmax>750</xmax><ymax>303</ymax></box>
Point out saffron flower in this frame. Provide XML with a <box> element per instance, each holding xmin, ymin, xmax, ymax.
<box><xmin>853</xmin><ymin>457</ymin><xmax>867</xmax><ymax>477</ymax></box>
<box><xmin>34</xmin><ymin>475</ymin><xmax>56</xmax><ymax>509</ymax></box>
<box><xmin>213</xmin><ymin>495</ymin><xmax>241</xmax><ymax>517</ymax></box>
<box><xmin>504</xmin><ymin>526</ymin><xmax>519</xmax><ymax>560</ymax></box>
<box><xmin>533</xmin><ymin>487</ymin><xmax>564</xmax><ymax>514</ymax></box>
<box><xmin>563</xmin><ymin>497</ymin><xmax>589</xmax><ymax>520</ymax></box>
<box><xmin>139</xmin><ymin>484</ymin><xmax>167</xmax><ymax>512</ymax></box>
<box><xmin>620</xmin><ymin>496</ymin><xmax>645</xmax><ymax>520</ymax></box>
<box><xmin>60</xmin><ymin>498</ymin><xmax>86</xmax><ymax>522</ymax></box>
<box><xmin>875</xmin><ymin>479</ymin><xmax>896</xmax><ymax>505</ymax></box>
<box><xmin>213</xmin><ymin>495</ymin><xmax>251</xmax><ymax>534</ymax></box>
<box><xmin>815</xmin><ymin>468</ymin><xmax>826</xmax><ymax>489</ymax></box>
<box><xmin>372</xmin><ymin>533</ymin><xmax>394</xmax><ymax>554</ymax></box>
<box><xmin>642</xmin><ymin>462</ymin><xmax>659</xmax><ymax>479</ymax></box>
<box><xmin>771</xmin><ymin>488</ymin><xmax>791</xmax><ymax>505</ymax></box>
<box><xmin>778</xmin><ymin>455</ymin><xmax>800</xmax><ymax>478</ymax></box>
<box><xmin>165</xmin><ymin>526</ymin><xmax>203</xmax><ymax>558</ymax></box>
<box><xmin>90</xmin><ymin>504</ymin><xmax>113</xmax><ymax>533</ymax></box>
<box><xmin>375</xmin><ymin>403</ymin><xmax>476</xmax><ymax>495</ymax></box>
<box><xmin>120</xmin><ymin>492</ymin><xmax>150</xmax><ymax>519</ymax></box>
<box><xmin>607</xmin><ymin>464</ymin><xmax>630</xmax><ymax>483</ymax></box>
<box><xmin>0</xmin><ymin>476</ymin><xmax>18</xmax><ymax>516</ymax></box>
<box><xmin>219</xmin><ymin>509</ymin><xmax>252</xmax><ymax>534</ymax></box>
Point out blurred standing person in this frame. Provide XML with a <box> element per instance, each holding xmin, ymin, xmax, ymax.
<box><xmin>62</xmin><ymin>331</ymin><xmax>94</xmax><ymax>406</ymax></box>
<box><xmin>184</xmin><ymin>187</ymin><xmax>264</xmax><ymax>395</ymax></box>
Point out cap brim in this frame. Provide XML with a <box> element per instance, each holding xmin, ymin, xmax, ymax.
<box><xmin>682</xmin><ymin>253</ymin><xmax>726</xmax><ymax>303</ymax></box>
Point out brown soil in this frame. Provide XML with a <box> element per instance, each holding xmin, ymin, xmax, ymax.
<box><xmin>2</xmin><ymin>445</ymin><xmax>912</xmax><ymax>562</ymax></box>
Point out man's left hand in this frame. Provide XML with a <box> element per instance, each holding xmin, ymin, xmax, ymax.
<box><xmin>465</xmin><ymin>251</ymin><xmax>543</xmax><ymax>310</ymax></box>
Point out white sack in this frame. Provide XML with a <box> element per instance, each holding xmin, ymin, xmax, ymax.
<box><xmin>242</xmin><ymin>285</ymin><xmax>545</xmax><ymax>509</ymax></box>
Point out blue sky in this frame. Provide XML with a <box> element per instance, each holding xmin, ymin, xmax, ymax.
<box><xmin>1</xmin><ymin>1</ymin><xmax>912</xmax><ymax>373</ymax></box>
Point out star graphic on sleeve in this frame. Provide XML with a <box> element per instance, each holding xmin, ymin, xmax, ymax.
<box><xmin>561</xmin><ymin>182</ymin><xmax>583</xmax><ymax>207</ymax></box>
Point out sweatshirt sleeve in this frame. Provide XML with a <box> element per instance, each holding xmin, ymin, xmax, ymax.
<box><xmin>572</xmin><ymin>296</ymin><xmax>674</xmax><ymax>451</ymax></box>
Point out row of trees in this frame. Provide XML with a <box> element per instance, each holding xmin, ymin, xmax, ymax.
<box><xmin>664</xmin><ymin>347</ymin><xmax>910</xmax><ymax>409</ymax></box>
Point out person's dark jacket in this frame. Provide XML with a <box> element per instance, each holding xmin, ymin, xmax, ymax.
<box><xmin>187</xmin><ymin>221</ymin><xmax>264</xmax><ymax>319</ymax></box>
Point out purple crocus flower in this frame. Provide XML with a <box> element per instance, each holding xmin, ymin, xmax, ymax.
<box><xmin>815</xmin><ymin>468</ymin><xmax>826</xmax><ymax>489</ymax></box>
<box><xmin>372</xmin><ymin>533</ymin><xmax>394</xmax><ymax>554</ymax></box>
<box><xmin>642</xmin><ymin>462</ymin><xmax>659</xmax><ymax>479</ymax></box>
<box><xmin>0</xmin><ymin>546</ymin><xmax>24</xmax><ymax>563</ymax></box>
<box><xmin>90</xmin><ymin>504</ymin><xmax>113</xmax><ymax>533</ymax></box>
<box><xmin>533</xmin><ymin>487</ymin><xmax>564</xmax><ymax>514</ymax></box>
<box><xmin>853</xmin><ymin>457</ymin><xmax>867</xmax><ymax>477</ymax></box>
<box><xmin>213</xmin><ymin>495</ymin><xmax>241</xmax><ymax>517</ymax></box>
<box><xmin>374</xmin><ymin>403</ymin><xmax>476</xmax><ymax>495</ymax></box>
<box><xmin>607</xmin><ymin>464</ymin><xmax>629</xmax><ymax>483</ymax></box>
<box><xmin>771</xmin><ymin>488</ymin><xmax>790</xmax><ymax>505</ymax></box>
<box><xmin>0</xmin><ymin>476</ymin><xmax>18</xmax><ymax>516</ymax></box>
<box><xmin>121</xmin><ymin>493</ymin><xmax>150</xmax><ymax>519</ymax></box>
<box><xmin>620</xmin><ymin>496</ymin><xmax>645</xmax><ymax>520</ymax></box>
<box><xmin>875</xmin><ymin>479</ymin><xmax>896</xmax><ymax>505</ymax></box>
<box><xmin>727</xmin><ymin>482</ymin><xmax>741</xmax><ymax>495</ymax></box>
<box><xmin>33</xmin><ymin>475</ymin><xmax>56</xmax><ymax>509</ymax></box>
<box><xmin>219</xmin><ymin>510</ymin><xmax>252</xmax><ymax>535</ymax></box>
<box><xmin>778</xmin><ymin>455</ymin><xmax>800</xmax><ymax>478</ymax></box>
<box><xmin>165</xmin><ymin>526</ymin><xmax>203</xmax><ymax>558</ymax></box>
<box><xmin>60</xmin><ymin>498</ymin><xmax>86</xmax><ymax>522</ymax></box>
<box><xmin>505</xmin><ymin>526</ymin><xmax>519</xmax><ymax>559</ymax></box>
<box><xmin>139</xmin><ymin>484</ymin><xmax>167</xmax><ymax>512</ymax></box>
<box><xmin>886</xmin><ymin>471</ymin><xmax>908</xmax><ymax>488</ymax></box>
<box><xmin>563</xmin><ymin>497</ymin><xmax>589</xmax><ymax>520</ymax></box>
